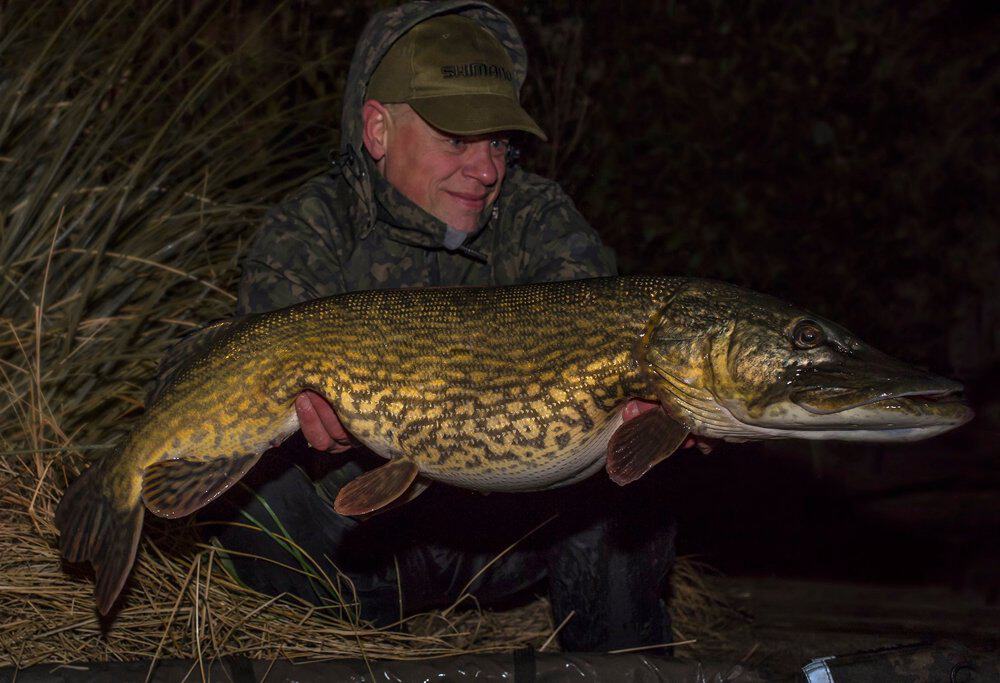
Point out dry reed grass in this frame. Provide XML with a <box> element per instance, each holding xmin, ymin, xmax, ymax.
<box><xmin>0</xmin><ymin>0</ymin><xmax>733</xmax><ymax>669</ymax></box>
<box><xmin>0</xmin><ymin>479</ymin><xmax>554</xmax><ymax>668</ymax></box>
<box><xmin>0</xmin><ymin>461</ymin><xmax>731</xmax><ymax>668</ymax></box>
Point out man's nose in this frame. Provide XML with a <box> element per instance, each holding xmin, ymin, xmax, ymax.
<box><xmin>464</xmin><ymin>142</ymin><xmax>500</xmax><ymax>185</ymax></box>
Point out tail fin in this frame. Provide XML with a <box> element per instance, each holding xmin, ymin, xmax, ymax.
<box><xmin>55</xmin><ymin>462</ymin><xmax>144</xmax><ymax>615</ymax></box>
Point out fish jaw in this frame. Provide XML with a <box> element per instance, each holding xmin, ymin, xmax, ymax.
<box><xmin>718</xmin><ymin>394</ymin><xmax>973</xmax><ymax>442</ymax></box>
<box><xmin>717</xmin><ymin>350</ymin><xmax>974</xmax><ymax>442</ymax></box>
<box><xmin>657</xmin><ymin>356</ymin><xmax>975</xmax><ymax>444</ymax></box>
<box><xmin>641</xmin><ymin>280</ymin><xmax>974</xmax><ymax>444</ymax></box>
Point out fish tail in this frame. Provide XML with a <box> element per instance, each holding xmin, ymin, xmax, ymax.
<box><xmin>55</xmin><ymin>460</ymin><xmax>144</xmax><ymax>615</ymax></box>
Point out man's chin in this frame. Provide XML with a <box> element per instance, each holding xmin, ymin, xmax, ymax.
<box><xmin>436</xmin><ymin>210</ymin><xmax>480</xmax><ymax>233</ymax></box>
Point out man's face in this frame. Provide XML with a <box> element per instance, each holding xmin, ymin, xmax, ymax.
<box><xmin>372</xmin><ymin>104</ymin><xmax>509</xmax><ymax>232</ymax></box>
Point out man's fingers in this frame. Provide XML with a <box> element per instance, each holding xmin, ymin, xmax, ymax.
<box><xmin>295</xmin><ymin>393</ymin><xmax>332</xmax><ymax>450</ymax></box>
<box><xmin>683</xmin><ymin>436</ymin><xmax>714</xmax><ymax>454</ymax></box>
<box><xmin>295</xmin><ymin>391</ymin><xmax>352</xmax><ymax>453</ymax></box>
<box><xmin>622</xmin><ymin>398</ymin><xmax>659</xmax><ymax>421</ymax></box>
<box><xmin>306</xmin><ymin>391</ymin><xmax>351</xmax><ymax>442</ymax></box>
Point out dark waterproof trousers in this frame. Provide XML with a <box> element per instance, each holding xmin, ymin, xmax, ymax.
<box><xmin>205</xmin><ymin>435</ymin><xmax>677</xmax><ymax>652</ymax></box>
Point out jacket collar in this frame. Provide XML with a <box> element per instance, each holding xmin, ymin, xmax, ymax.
<box><xmin>340</xmin><ymin>149</ymin><xmax>493</xmax><ymax>261</ymax></box>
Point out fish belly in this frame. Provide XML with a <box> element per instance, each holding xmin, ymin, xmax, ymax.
<box><xmin>352</xmin><ymin>406</ymin><xmax>625</xmax><ymax>493</ymax></box>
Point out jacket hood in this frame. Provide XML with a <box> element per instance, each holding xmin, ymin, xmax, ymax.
<box><xmin>337</xmin><ymin>1</ymin><xmax>530</xmax><ymax>244</ymax></box>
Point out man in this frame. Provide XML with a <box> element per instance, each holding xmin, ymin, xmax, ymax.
<box><xmin>208</xmin><ymin>1</ymin><xmax>681</xmax><ymax>651</ymax></box>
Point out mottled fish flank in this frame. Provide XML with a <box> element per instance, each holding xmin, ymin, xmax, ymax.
<box><xmin>55</xmin><ymin>276</ymin><xmax>971</xmax><ymax>614</ymax></box>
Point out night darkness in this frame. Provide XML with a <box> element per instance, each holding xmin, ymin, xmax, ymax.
<box><xmin>514</xmin><ymin>0</ymin><xmax>1000</xmax><ymax>596</ymax></box>
<box><xmin>1</xmin><ymin>0</ymin><xmax>997</xmax><ymax>676</ymax></box>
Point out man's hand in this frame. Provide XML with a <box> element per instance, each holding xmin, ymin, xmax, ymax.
<box><xmin>295</xmin><ymin>390</ymin><xmax>354</xmax><ymax>453</ymax></box>
<box><xmin>622</xmin><ymin>398</ymin><xmax>714</xmax><ymax>454</ymax></box>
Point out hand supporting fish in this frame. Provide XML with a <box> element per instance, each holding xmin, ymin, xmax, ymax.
<box><xmin>54</xmin><ymin>276</ymin><xmax>972</xmax><ymax>615</ymax></box>
<box><xmin>295</xmin><ymin>391</ymin><xmax>355</xmax><ymax>453</ymax></box>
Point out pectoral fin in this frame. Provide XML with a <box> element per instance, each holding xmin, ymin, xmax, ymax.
<box><xmin>393</xmin><ymin>476</ymin><xmax>430</xmax><ymax>507</ymax></box>
<box><xmin>142</xmin><ymin>452</ymin><xmax>261</xmax><ymax>518</ymax></box>
<box><xmin>334</xmin><ymin>459</ymin><xmax>420</xmax><ymax>516</ymax></box>
<box><xmin>606</xmin><ymin>406</ymin><xmax>688</xmax><ymax>485</ymax></box>
<box><xmin>354</xmin><ymin>476</ymin><xmax>431</xmax><ymax>520</ymax></box>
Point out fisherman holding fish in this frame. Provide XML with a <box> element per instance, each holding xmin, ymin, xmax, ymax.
<box><xmin>54</xmin><ymin>0</ymin><xmax>973</xmax><ymax>641</ymax></box>
<box><xmin>209</xmin><ymin>1</ymin><xmax>683</xmax><ymax>651</ymax></box>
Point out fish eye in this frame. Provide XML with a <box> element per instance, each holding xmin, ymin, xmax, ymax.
<box><xmin>791</xmin><ymin>319</ymin><xmax>825</xmax><ymax>350</ymax></box>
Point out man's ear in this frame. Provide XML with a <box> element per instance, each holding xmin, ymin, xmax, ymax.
<box><xmin>362</xmin><ymin>99</ymin><xmax>391</xmax><ymax>162</ymax></box>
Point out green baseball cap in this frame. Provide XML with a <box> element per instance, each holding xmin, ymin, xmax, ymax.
<box><xmin>367</xmin><ymin>14</ymin><xmax>547</xmax><ymax>141</ymax></box>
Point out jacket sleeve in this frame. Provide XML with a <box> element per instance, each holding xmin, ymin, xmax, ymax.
<box><xmin>515</xmin><ymin>177</ymin><xmax>617</xmax><ymax>282</ymax></box>
<box><xmin>236</xmin><ymin>180</ymin><xmax>350</xmax><ymax>315</ymax></box>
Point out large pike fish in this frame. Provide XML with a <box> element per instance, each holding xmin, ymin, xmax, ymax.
<box><xmin>56</xmin><ymin>276</ymin><xmax>972</xmax><ymax>613</ymax></box>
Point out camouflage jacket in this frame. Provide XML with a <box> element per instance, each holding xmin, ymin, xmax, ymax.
<box><xmin>236</xmin><ymin>0</ymin><xmax>615</xmax><ymax>315</ymax></box>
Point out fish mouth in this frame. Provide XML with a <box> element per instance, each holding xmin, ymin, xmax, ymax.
<box><xmin>792</xmin><ymin>383</ymin><xmax>967</xmax><ymax>415</ymax></box>
<box><xmin>779</xmin><ymin>375</ymin><xmax>974</xmax><ymax>436</ymax></box>
<box><xmin>723</xmin><ymin>370</ymin><xmax>974</xmax><ymax>442</ymax></box>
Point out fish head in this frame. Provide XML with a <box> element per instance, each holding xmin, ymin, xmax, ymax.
<box><xmin>643</xmin><ymin>281</ymin><xmax>973</xmax><ymax>442</ymax></box>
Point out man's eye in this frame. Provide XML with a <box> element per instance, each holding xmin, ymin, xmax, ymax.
<box><xmin>448</xmin><ymin>138</ymin><xmax>466</xmax><ymax>149</ymax></box>
<box><xmin>490</xmin><ymin>139</ymin><xmax>510</xmax><ymax>152</ymax></box>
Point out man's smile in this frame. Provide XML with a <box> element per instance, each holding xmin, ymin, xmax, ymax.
<box><xmin>444</xmin><ymin>190</ymin><xmax>489</xmax><ymax>210</ymax></box>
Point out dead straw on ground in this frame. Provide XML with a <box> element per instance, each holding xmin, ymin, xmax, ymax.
<box><xmin>0</xmin><ymin>0</ymin><xmax>734</xmax><ymax>668</ymax></box>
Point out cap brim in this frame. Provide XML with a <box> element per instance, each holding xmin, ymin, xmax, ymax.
<box><xmin>409</xmin><ymin>94</ymin><xmax>547</xmax><ymax>141</ymax></box>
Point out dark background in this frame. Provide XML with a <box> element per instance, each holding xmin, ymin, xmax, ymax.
<box><xmin>517</xmin><ymin>0</ymin><xmax>999</xmax><ymax>595</ymax></box>
<box><xmin>1</xmin><ymin>1</ymin><xmax>996</xmax><ymax>671</ymax></box>
<box><xmin>372</xmin><ymin>0</ymin><xmax>997</xmax><ymax>592</ymax></box>
<box><xmin>199</xmin><ymin>0</ymin><xmax>999</xmax><ymax>592</ymax></box>
<box><xmin>49</xmin><ymin>0</ymin><xmax>1000</xmax><ymax>591</ymax></box>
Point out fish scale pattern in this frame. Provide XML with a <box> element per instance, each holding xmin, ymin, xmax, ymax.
<box><xmin>116</xmin><ymin>277</ymin><xmax>681</xmax><ymax>498</ymax></box>
<box><xmin>286</xmin><ymin>277</ymin><xmax>676</xmax><ymax>490</ymax></box>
